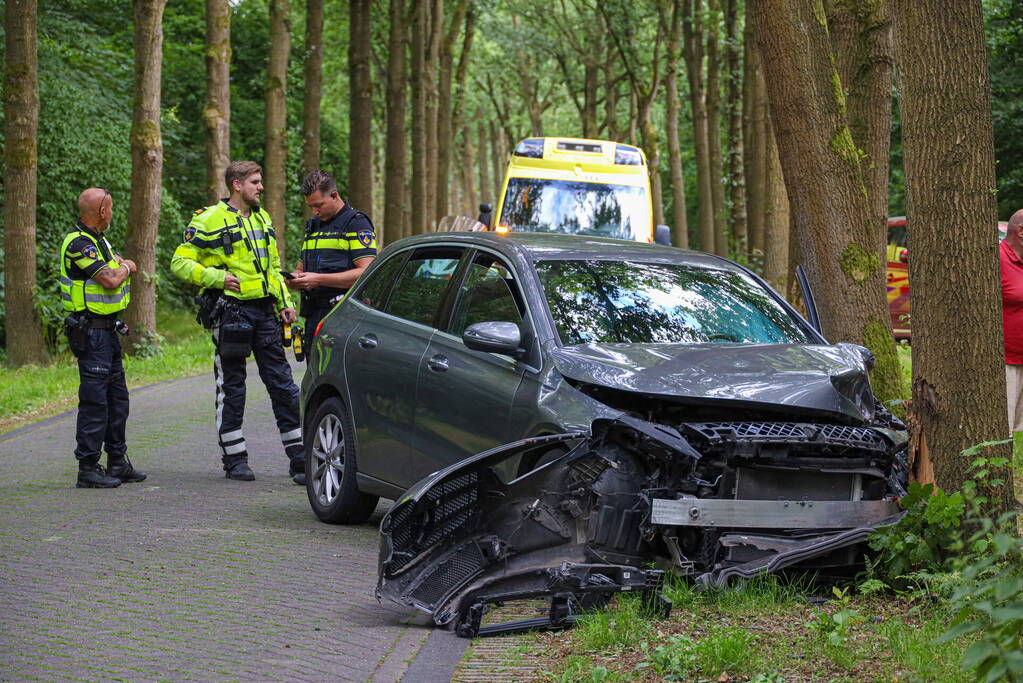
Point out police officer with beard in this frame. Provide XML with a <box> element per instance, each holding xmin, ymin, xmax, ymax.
<box><xmin>170</xmin><ymin>161</ymin><xmax>306</xmax><ymax>484</ymax></box>
<box><xmin>60</xmin><ymin>188</ymin><xmax>146</xmax><ymax>488</ymax></box>
<box><xmin>284</xmin><ymin>170</ymin><xmax>376</xmax><ymax>335</ymax></box>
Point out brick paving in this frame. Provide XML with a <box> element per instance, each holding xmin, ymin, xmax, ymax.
<box><xmin>0</xmin><ymin>362</ymin><xmax>458</xmax><ymax>681</ymax></box>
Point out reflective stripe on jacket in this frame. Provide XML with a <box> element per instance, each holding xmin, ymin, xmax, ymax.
<box><xmin>170</xmin><ymin>200</ymin><xmax>293</xmax><ymax>310</ymax></box>
<box><xmin>58</xmin><ymin>230</ymin><xmax>130</xmax><ymax>315</ymax></box>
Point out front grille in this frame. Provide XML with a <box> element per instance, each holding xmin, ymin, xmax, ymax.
<box><xmin>683</xmin><ymin>422</ymin><xmax>889</xmax><ymax>453</ymax></box>
<box><xmin>409</xmin><ymin>541</ymin><xmax>487</xmax><ymax>606</ymax></box>
<box><xmin>385</xmin><ymin>471</ymin><xmax>480</xmax><ymax>573</ymax></box>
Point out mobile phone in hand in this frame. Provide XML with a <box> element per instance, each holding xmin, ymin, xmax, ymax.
<box><xmin>279</xmin><ymin>270</ymin><xmax>295</xmax><ymax>280</ymax></box>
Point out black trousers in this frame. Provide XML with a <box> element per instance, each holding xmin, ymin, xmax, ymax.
<box><xmin>301</xmin><ymin>304</ymin><xmax>330</xmax><ymax>340</ymax></box>
<box><xmin>74</xmin><ymin>328</ymin><xmax>129</xmax><ymax>466</ymax></box>
<box><xmin>212</xmin><ymin>301</ymin><xmax>304</xmax><ymax>468</ymax></box>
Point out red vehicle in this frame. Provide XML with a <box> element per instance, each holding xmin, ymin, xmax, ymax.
<box><xmin>886</xmin><ymin>216</ymin><xmax>1008</xmax><ymax>340</ymax></box>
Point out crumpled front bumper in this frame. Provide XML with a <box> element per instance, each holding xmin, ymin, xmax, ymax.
<box><xmin>376</xmin><ymin>421</ymin><xmax>905</xmax><ymax>638</ymax></box>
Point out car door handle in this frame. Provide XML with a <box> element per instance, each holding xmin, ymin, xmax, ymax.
<box><xmin>427</xmin><ymin>355</ymin><xmax>449</xmax><ymax>372</ymax></box>
<box><xmin>358</xmin><ymin>334</ymin><xmax>377</xmax><ymax>349</ymax></box>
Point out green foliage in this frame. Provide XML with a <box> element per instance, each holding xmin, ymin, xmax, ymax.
<box><xmin>868</xmin><ymin>443</ymin><xmax>1013</xmax><ymax>587</ymax></box>
<box><xmin>573</xmin><ymin>594</ymin><xmax>654</xmax><ymax>651</ymax></box>
<box><xmin>807</xmin><ymin>586</ymin><xmax>862</xmax><ymax>648</ymax></box>
<box><xmin>637</xmin><ymin>627</ymin><xmax>755</xmax><ymax>680</ymax></box>
<box><xmin>937</xmin><ymin>521</ymin><xmax>1023</xmax><ymax>683</ymax></box>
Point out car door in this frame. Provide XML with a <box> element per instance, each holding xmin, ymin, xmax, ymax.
<box><xmin>410</xmin><ymin>249</ymin><xmax>531</xmax><ymax>481</ymax></box>
<box><xmin>344</xmin><ymin>246</ymin><xmax>466</xmax><ymax>488</ymax></box>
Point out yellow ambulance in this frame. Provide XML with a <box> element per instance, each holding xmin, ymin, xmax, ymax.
<box><xmin>487</xmin><ymin>137</ymin><xmax>670</xmax><ymax>245</ymax></box>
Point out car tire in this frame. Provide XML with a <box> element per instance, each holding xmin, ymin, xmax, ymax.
<box><xmin>305</xmin><ymin>396</ymin><xmax>379</xmax><ymax>524</ymax></box>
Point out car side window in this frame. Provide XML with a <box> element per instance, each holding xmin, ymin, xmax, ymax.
<box><xmin>384</xmin><ymin>247</ymin><xmax>464</xmax><ymax>327</ymax></box>
<box><xmin>353</xmin><ymin>251</ymin><xmax>409</xmax><ymax>311</ymax></box>
<box><xmin>449</xmin><ymin>253</ymin><xmax>525</xmax><ymax>337</ymax></box>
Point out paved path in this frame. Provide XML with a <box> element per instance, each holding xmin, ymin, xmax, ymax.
<box><xmin>0</xmin><ymin>362</ymin><xmax>465</xmax><ymax>681</ymax></box>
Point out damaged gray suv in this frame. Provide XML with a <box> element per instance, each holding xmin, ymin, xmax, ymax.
<box><xmin>299</xmin><ymin>232</ymin><xmax>908</xmax><ymax>637</ymax></box>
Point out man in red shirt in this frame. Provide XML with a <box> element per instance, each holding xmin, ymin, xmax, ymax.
<box><xmin>1001</xmin><ymin>209</ymin><xmax>1023</xmax><ymax>432</ymax></box>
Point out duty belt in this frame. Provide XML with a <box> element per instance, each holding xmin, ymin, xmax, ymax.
<box><xmin>86</xmin><ymin>318</ymin><xmax>117</xmax><ymax>330</ymax></box>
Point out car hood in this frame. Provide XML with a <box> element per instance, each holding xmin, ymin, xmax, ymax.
<box><xmin>549</xmin><ymin>342</ymin><xmax>876</xmax><ymax>423</ymax></box>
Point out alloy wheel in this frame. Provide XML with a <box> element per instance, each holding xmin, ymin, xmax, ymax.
<box><xmin>311</xmin><ymin>413</ymin><xmax>344</xmax><ymax>506</ymax></box>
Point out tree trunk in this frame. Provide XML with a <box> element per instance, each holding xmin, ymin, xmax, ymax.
<box><xmin>410</xmin><ymin>0</ymin><xmax>428</xmax><ymax>235</ymax></box>
<box><xmin>724</xmin><ymin>0</ymin><xmax>746</xmax><ymax>257</ymax></box>
<box><xmin>3</xmin><ymin>0</ymin><xmax>47</xmax><ymax>366</ymax></box>
<box><xmin>684</xmin><ymin>0</ymin><xmax>714</xmax><ymax>253</ymax></box>
<box><xmin>662</xmin><ymin>0</ymin><xmax>689</xmax><ymax>248</ymax></box>
<box><xmin>706</xmin><ymin>0</ymin><xmax>727</xmax><ymax>256</ymax></box>
<box><xmin>893</xmin><ymin>0</ymin><xmax>1014</xmax><ymax>506</ymax></box>
<box><xmin>743</xmin><ymin>23</ymin><xmax>767</xmax><ymax>262</ymax></box>
<box><xmin>461</xmin><ymin>122</ymin><xmax>477</xmax><ymax>217</ymax></box>
<box><xmin>762</xmin><ymin>113</ymin><xmax>789</xmax><ymax>290</ymax></box>
<box><xmin>425</xmin><ymin>0</ymin><xmax>442</xmax><ymax>227</ymax></box>
<box><xmin>749</xmin><ymin>0</ymin><xmax>903</xmax><ymax>410</ymax></box>
<box><xmin>478</xmin><ymin>118</ymin><xmax>491</xmax><ymax>208</ymax></box>
<box><xmin>123</xmin><ymin>0</ymin><xmax>166</xmax><ymax>353</ymax></box>
<box><xmin>349</xmin><ymin>0</ymin><xmax>374</xmax><ymax>213</ymax></box>
<box><xmin>638</xmin><ymin>104</ymin><xmax>665</xmax><ymax>228</ymax></box>
<box><xmin>436</xmin><ymin>0</ymin><xmax>470</xmax><ymax>222</ymax></box>
<box><xmin>489</xmin><ymin>120</ymin><xmax>503</xmax><ymax>203</ymax></box>
<box><xmin>604</xmin><ymin>39</ymin><xmax>619</xmax><ymax>140</ymax></box>
<box><xmin>301</xmin><ymin>0</ymin><xmax>323</xmax><ymax>183</ymax></box>
<box><xmin>204</xmin><ymin>0</ymin><xmax>230</xmax><ymax>203</ymax></box>
<box><xmin>384</xmin><ymin>0</ymin><xmax>408</xmax><ymax>245</ymax></box>
<box><xmin>265</xmin><ymin>0</ymin><xmax>290</xmax><ymax>261</ymax></box>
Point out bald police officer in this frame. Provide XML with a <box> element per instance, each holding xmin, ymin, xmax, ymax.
<box><xmin>170</xmin><ymin>161</ymin><xmax>306</xmax><ymax>484</ymax></box>
<box><xmin>60</xmin><ymin>188</ymin><xmax>146</xmax><ymax>488</ymax></box>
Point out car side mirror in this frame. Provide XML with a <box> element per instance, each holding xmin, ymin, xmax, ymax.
<box><xmin>654</xmin><ymin>224</ymin><xmax>672</xmax><ymax>246</ymax></box>
<box><xmin>463</xmin><ymin>321</ymin><xmax>521</xmax><ymax>356</ymax></box>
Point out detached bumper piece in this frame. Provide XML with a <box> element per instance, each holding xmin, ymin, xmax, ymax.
<box><xmin>376</xmin><ymin>417</ymin><xmax>908</xmax><ymax>638</ymax></box>
<box><xmin>455</xmin><ymin>562</ymin><xmax>670</xmax><ymax>638</ymax></box>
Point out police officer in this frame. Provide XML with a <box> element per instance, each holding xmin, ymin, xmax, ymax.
<box><xmin>60</xmin><ymin>188</ymin><xmax>146</xmax><ymax>488</ymax></box>
<box><xmin>170</xmin><ymin>161</ymin><xmax>306</xmax><ymax>484</ymax></box>
<box><xmin>285</xmin><ymin>170</ymin><xmax>376</xmax><ymax>335</ymax></box>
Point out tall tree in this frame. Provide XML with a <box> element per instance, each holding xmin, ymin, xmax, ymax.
<box><xmin>724</xmin><ymin>0</ymin><xmax>746</xmax><ymax>256</ymax></box>
<box><xmin>349</xmin><ymin>0</ymin><xmax>374</xmax><ymax>213</ymax></box>
<box><xmin>749</xmin><ymin>0</ymin><xmax>904</xmax><ymax>407</ymax></box>
<box><xmin>684</xmin><ymin>0</ymin><xmax>715</xmax><ymax>252</ymax></box>
<box><xmin>410</xmin><ymin>0</ymin><xmax>429</xmax><ymax>235</ymax></box>
<box><xmin>743</xmin><ymin>22</ymin><xmax>768</xmax><ymax>261</ymax></box>
<box><xmin>204</xmin><ymin>0</ymin><xmax>231</xmax><ymax>203</ymax></box>
<box><xmin>265</xmin><ymin>0</ymin><xmax>290</xmax><ymax>261</ymax></box>
<box><xmin>3</xmin><ymin>0</ymin><xmax>47</xmax><ymax>366</ymax></box>
<box><xmin>894</xmin><ymin>0</ymin><xmax>1014</xmax><ymax>507</ymax></box>
<box><xmin>477</xmin><ymin>118</ymin><xmax>491</xmax><ymax>209</ymax></box>
<box><xmin>603</xmin><ymin>2</ymin><xmax>666</xmax><ymax>227</ymax></box>
<box><xmin>123</xmin><ymin>0</ymin><xmax>167</xmax><ymax>353</ymax></box>
<box><xmin>436</xmin><ymin>0</ymin><xmax>471</xmax><ymax>221</ymax></box>
<box><xmin>706</xmin><ymin>0</ymin><xmax>727</xmax><ymax>255</ymax></box>
<box><xmin>425</xmin><ymin>0</ymin><xmax>443</xmax><ymax>227</ymax></box>
<box><xmin>301</xmin><ymin>0</ymin><xmax>324</xmax><ymax>182</ymax></box>
<box><xmin>659</xmin><ymin>0</ymin><xmax>689</xmax><ymax>248</ymax></box>
<box><xmin>384</xmin><ymin>0</ymin><xmax>408</xmax><ymax>243</ymax></box>
<box><xmin>761</xmin><ymin>115</ymin><xmax>789</xmax><ymax>289</ymax></box>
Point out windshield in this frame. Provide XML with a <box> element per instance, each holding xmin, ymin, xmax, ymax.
<box><xmin>535</xmin><ymin>260</ymin><xmax>812</xmax><ymax>345</ymax></box>
<box><xmin>499</xmin><ymin>177</ymin><xmax>649</xmax><ymax>241</ymax></box>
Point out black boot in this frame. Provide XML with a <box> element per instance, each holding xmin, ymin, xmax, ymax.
<box><xmin>76</xmin><ymin>463</ymin><xmax>121</xmax><ymax>489</ymax></box>
<box><xmin>289</xmin><ymin>458</ymin><xmax>307</xmax><ymax>486</ymax></box>
<box><xmin>224</xmin><ymin>457</ymin><xmax>255</xmax><ymax>481</ymax></box>
<box><xmin>107</xmin><ymin>455</ymin><xmax>147</xmax><ymax>483</ymax></box>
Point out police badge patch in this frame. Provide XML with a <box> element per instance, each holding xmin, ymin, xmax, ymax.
<box><xmin>184</xmin><ymin>226</ymin><xmax>197</xmax><ymax>241</ymax></box>
<box><xmin>357</xmin><ymin>229</ymin><xmax>374</xmax><ymax>247</ymax></box>
<box><xmin>82</xmin><ymin>244</ymin><xmax>99</xmax><ymax>260</ymax></box>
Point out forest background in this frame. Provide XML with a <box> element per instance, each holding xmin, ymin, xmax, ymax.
<box><xmin>2</xmin><ymin>0</ymin><xmax>1021</xmax><ymax>355</ymax></box>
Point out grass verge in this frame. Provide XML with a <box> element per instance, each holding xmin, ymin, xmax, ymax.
<box><xmin>534</xmin><ymin>576</ymin><xmax>969</xmax><ymax>682</ymax></box>
<box><xmin>0</xmin><ymin>307</ymin><xmax>210</xmax><ymax>435</ymax></box>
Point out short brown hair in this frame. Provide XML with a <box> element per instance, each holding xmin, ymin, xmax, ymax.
<box><xmin>301</xmin><ymin>170</ymin><xmax>337</xmax><ymax>197</ymax></box>
<box><xmin>225</xmin><ymin>161</ymin><xmax>262</xmax><ymax>191</ymax></box>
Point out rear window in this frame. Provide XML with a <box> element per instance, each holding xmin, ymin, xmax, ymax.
<box><xmin>499</xmin><ymin>177</ymin><xmax>649</xmax><ymax>241</ymax></box>
<box><xmin>384</xmin><ymin>248</ymin><xmax>463</xmax><ymax>328</ymax></box>
<box><xmin>535</xmin><ymin>259</ymin><xmax>810</xmax><ymax>345</ymax></box>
